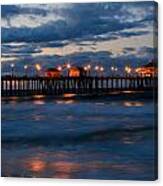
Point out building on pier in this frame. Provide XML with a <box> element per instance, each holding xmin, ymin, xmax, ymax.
<box><xmin>45</xmin><ymin>68</ymin><xmax>61</xmax><ymax>78</ymax></box>
<box><xmin>135</xmin><ymin>60</ymin><xmax>158</xmax><ymax>77</ymax></box>
<box><xmin>68</xmin><ymin>66</ymin><xmax>86</xmax><ymax>77</ymax></box>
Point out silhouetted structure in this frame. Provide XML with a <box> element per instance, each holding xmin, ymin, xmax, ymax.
<box><xmin>69</xmin><ymin>67</ymin><xmax>86</xmax><ymax>77</ymax></box>
<box><xmin>45</xmin><ymin>68</ymin><xmax>61</xmax><ymax>78</ymax></box>
<box><xmin>136</xmin><ymin>60</ymin><xmax>158</xmax><ymax>77</ymax></box>
<box><xmin>1</xmin><ymin>76</ymin><xmax>157</xmax><ymax>97</ymax></box>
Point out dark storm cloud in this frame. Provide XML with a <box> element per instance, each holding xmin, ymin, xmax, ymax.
<box><xmin>1</xmin><ymin>1</ymin><xmax>157</xmax><ymax>43</ymax></box>
<box><xmin>40</xmin><ymin>41</ymin><xmax>69</xmax><ymax>48</ymax></box>
<box><xmin>1</xmin><ymin>5</ymin><xmax>48</xmax><ymax>18</ymax></box>
<box><xmin>116</xmin><ymin>31</ymin><xmax>150</xmax><ymax>38</ymax></box>
<box><xmin>1</xmin><ymin>18</ymin><xmax>142</xmax><ymax>43</ymax></box>
<box><xmin>137</xmin><ymin>46</ymin><xmax>158</xmax><ymax>60</ymax></box>
<box><xmin>2</xmin><ymin>44</ymin><xmax>41</xmax><ymax>55</ymax></box>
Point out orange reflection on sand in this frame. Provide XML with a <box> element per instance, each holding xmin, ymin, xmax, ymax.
<box><xmin>123</xmin><ymin>101</ymin><xmax>144</xmax><ymax>107</ymax></box>
<box><xmin>26</xmin><ymin>159</ymin><xmax>46</xmax><ymax>172</ymax></box>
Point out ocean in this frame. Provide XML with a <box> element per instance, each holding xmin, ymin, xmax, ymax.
<box><xmin>1</xmin><ymin>91</ymin><xmax>157</xmax><ymax>180</ymax></box>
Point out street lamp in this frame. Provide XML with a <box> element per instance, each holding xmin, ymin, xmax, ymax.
<box><xmin>95</xmin><ymin>65</ymin><xmax>99</xmax><ymax>71</ymax></box>
<box><xmin>35</xmin><ymin>64</ymin><xmax>41</xmax><ymax>76</ymax></box>
<box><xmin>114</xmin><ymin>67</ymin><xmax>118</xmax><ymax>76</ymax></box>
<box><xmin>125</xmin><ymin>66</ymin><xmax>131</xmax><ymax>76</ymax></box>
<box><xmin>110</xmin><ymin>66</ymin><xmax>115</xmax><ymax>76</ymax></box>
<box><xmin>57</xmin><ymin>66</ymin><xmax>62</xmax><ymax>71</ymax></box>
<box><xmin>24</xmin><ymin>65</ymin><xmax>28</xmax><ymax>77</ymax></box>
<box><xmin>67</xmin><ymin>63</ymin><xmax>71</xmax><ymax>69</ymax></box>
<box><xmin>84</xmin><ymin>66</ymin><xmax>88</xmax><ymax>71</ymax></box>
<box><xmin>87</xmin><ymin>64</ymin><xmax>91</xmax><ymax>76</ymax></box>
<box><xmin>10</xmin><ymin>63</ymin><xmax>15</xmax><ymax>77</ymax></box>
<box><xmin>83</xmin><ymin>66</ymin><xmax>88</xmax><ymax>76</ymax></box>
<box><xmin>87</xmin><ymin>64</ymin><xmax>91</xmax><ymax>69</ymax></box>
<box><xmin>114</xmin><ymin>67</ymin><xmax>118</xmax><ymax>72</ymax></box>
<box><xmin>94</xmin><ymin>65</ymin><xmax>99</xmax><ymax>76</ymax></box>
<box><xmin>66</xmin><ymin>63</ymin><xmax>71</xmax><ymax>77</ymax></box>
<box><xmin>100</xmin><ymin>66</ymin><xmax>104</xmax><ymax>77</ymax></box>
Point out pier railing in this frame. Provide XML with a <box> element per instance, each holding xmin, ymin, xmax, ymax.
<box><xmin>1</xmin><ymin>76</ymin><xmax>158</xmax><ymax>97</ymax></box>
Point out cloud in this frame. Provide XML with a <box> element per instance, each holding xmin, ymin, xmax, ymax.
<box><xmin>1</xmin><ymin>2</ymin><xmax>157</xmax><ymax>43</ymax></box>
<box><xmin>40</xmin><ymin>40</ymin><xmax>70</xmax><ymax>48</ymax></box>
<box><xmin>2</xmin><ymin>43</ymin><xmax>42</xmax><ymax>55</ymax></box>
<box><xmin>123</xmin><ymin>47</ymin><xmax>135</xmax><ymax>52</ymax></box>
<box><xmin>1</xmin><ymin>2</ymin><xmax>157</xmax><ymax>75</ymax></box>
<box><xmin>116</xmin><ymin>31</ymin><xmax>150</xmax><ymax>38</ymax></box>
<box><xmin>136</xmin><ymin>46</ymin><xmax>157</xmax><ymax>59</ymax></box>
<box><xmin>1</xmin><ymin>46</ymin><xmax>156</xmax><ymax>69</ymax></box>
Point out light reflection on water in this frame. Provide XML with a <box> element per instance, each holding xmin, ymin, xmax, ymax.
<box><xmin>123</xmin><ymin>101</ymin><xmax>144</xmax><ymax>107</ymax></box>
<box><xmin>26</xmin><ymin>159</ymin><xmax>46</xmax><ymax>173</ymax></box>
<box><xmin>32</xmin><ymin>114</ymin><xmax>45</xmax><ymax>121</ymax></box>
<box><xmin>33</xmin><ymin>100</ymin><xmax>45</xmax><ymax>105</ymax></box>
<box><xmin>32</xmin><ymin>95</ymin><xmax>45</xmax><ymax>99</ymax></box>
<box><xmin>63</xmin><ymin>93</ymin><xmax>76</xmax><ymax>98</ymax></box>
<box><xmin>56</xmin><ymin>100</ymin><xmax>75</xmax><ymax>104</ymax></box>
<box><xmin>1</xmin><ymin>94</ymin><xmax>156</xmax><ymax>180</ymax></box>
<box><xmin>21</xmin><ymin>151</ymin><xmax>146</xmax><ymax>178</ymax></box>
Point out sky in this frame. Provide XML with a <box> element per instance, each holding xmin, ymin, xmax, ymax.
<box><xmin>1</xmin><ymin>2</ymin><xmax>158</xmax><ymax>75</ymax></box>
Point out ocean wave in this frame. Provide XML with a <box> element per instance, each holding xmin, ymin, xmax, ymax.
<box><xmin>2</xmin><ymin>126</ymin><xmax>156</xmax><ymax>148</ymax></box>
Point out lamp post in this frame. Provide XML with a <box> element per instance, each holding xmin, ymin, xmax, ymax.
<box><xmin>100</xmin><ymin>66</ymin><xmax>104</xmax><ymax>77</ymax></box>
<box><xmin>94</xmin><ymin>65</ymin><xmax>99</xmax><ymax>76</ymax></box>
<box><xmin>24</xmin><ymin>65</ymin><xmax>28</xmax><ymax>77</ymax></box>
<box><xmin>35</xmin><ymin>64</ymin><xmax>41</xmax><ymax>77</ymax></box>
<box><xmin>87</xmin><ymin>64</ymin><xmax>91</xmax><ymax>76</ymax></box>
<box><xmin>114</xmin><ymin>67</ymin><xmax>118</xmax><ymax>76</ymax></box>
<box><xmin>110</xmin><ymin>66</ymin><xmax>115</xmax><ymax>77</ymax></box>
<box><xmin>66</xmin><ymin>63</ymin><xmax>71</xmax><ymax>77</ymax></box>
<box><xmin>10</xmin><ymin>63</ymin><xmax>15</xmax><ymax>77</ymax></box>
<box><xmin>57</xmin><ymin>66</ymin><xmax>62</xmax><ymax>71</ymax></box>
<box><xmin>125</xmin><ymin>65</ymin><xmax>131</xmax><ymax>77</ymax></box>
<box><xmin>84</xmin><ymin>66</ymin><xmax>88</xmax><ymax>76</ymax></box>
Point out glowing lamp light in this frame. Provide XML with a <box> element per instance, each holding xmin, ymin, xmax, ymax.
<box><xmin>67</xmin><ymin>63</ymin><xmax>71</xmax><ymax>69</ymax></box>
<box><xmin>125</xmin><ymin>66</ymin><xmax>131</xmax><ymax>74</ymax></box>
<box><xmin>111</xmin><ymin>66</ymin><xmax>114</xmax><ymax>71</ymax></box>
<box><xmin>100</xmin><ymin>66</ymin><xmax>104</xmax><ymax>72</ymax></box>
<box><xmin>84</xmin><ymin>66</ymin><xmax>88</xmax><ymax>71</ymax></box>
<box><xmin>95</xmin><ymin>66</ymin><xmax>99</xmax><ymax>71</ymax></box>
<box><xmin>127</xmin><ymin>68</ymin><xmax>131</xmax><ymax>74</ymax></box>
<box><xmin>114</xmin><ymin>67</ymin><xmax>118</xmax><ymax>72</ymax></box>
<box><xmin>35</xmin><ymin>64</ymin><xmax>41</xmax><ymax>71</ymax></box>
<box><xmin>11</xmin><ymin>63</ymin><xmax>15</xmax><ymax>68</ymax></box>
<box><xmin>57</xmin><ymin>66</ymin><xmax>62</xmax><ymax>71</ymax></box>
<box><xmin>125</xmin><ymin>66</ymin><xmax>128</xmax><ymax>72</ymax></box>
<box><xmin>87</xmin><ymin>64</ymin><xmax>91</xmax><ymax>69</ymax></box>
<box><xmin>24</xmin><ymin>65</ymin><xmax>28</xmax><ymax>69</ymax></box>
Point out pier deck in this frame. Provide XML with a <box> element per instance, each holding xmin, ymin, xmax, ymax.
<box><xmin>1</xmin><ymin>76</ymin><xmax>157</xmax><ymax>97</ymax></box>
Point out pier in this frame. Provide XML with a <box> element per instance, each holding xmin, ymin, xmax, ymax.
<box><xmin>1</xmin><ymin>76</ymin><xmax>157</xmax><ymax>97</ymax></box>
